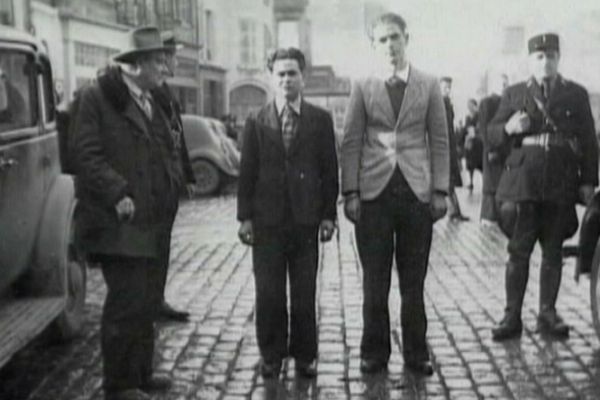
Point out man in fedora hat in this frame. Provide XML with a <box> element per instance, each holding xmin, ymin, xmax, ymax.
<box><xmin>488</xmin><ymin>33</ymin><xmax>598</xmax><ymax>341</ymax></box>
<box><xmin>148</xmin><ymin>30</ymin><xmax>196</xmax><ymax>322</ymax></box>
<box><xmin>72</xmin><ymin>26</ymin><xmax>184</xmax><ymax>400</ymax></box>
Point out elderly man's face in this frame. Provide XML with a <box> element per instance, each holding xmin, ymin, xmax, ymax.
<box><xmin>138</xmin><ymin>51</ymin><xmax>169</xmax><ymax>88</ymax></box>
<box><xmin>529</xmin><ymin>50</ymin><xmax>560</xmax><ymax>81</ymax></box>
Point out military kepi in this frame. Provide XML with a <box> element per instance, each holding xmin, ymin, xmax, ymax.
<box><xmin>528</xmin><ymin>33</ymin><xmax>559</xmax><ymax>54</ymax></box>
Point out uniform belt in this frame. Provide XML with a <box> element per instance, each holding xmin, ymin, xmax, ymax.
<box><xmin>521</xmin><ymin>132</ymin><xmax>568</xmax><ymax>148</ymax></box>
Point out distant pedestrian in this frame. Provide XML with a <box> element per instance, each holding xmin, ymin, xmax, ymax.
<box><xmin>237</xmin><ymin>47</ymin><xmax>339</xmax><ymax>379</ymax></box>
<box><xmin>149</xmin><ymin>30</ymin><xmax>197</xmax><ymax>322</ymax></box>
<box><xmin>72</xmin><ymin>26</ymin><xmax>181</xmax><ymax>400</ymax></box>
<box><xmin>440</xmin><ymin>76</ymin><xmax>469</xmax><ymax>222</ymax></box>
<box><xmin>463</xmin><ymin>98</ymin><xmax>482</xmax><ymax>191</ymax></box>
<box><xmin>479</xmin><ymin>74</ymin><xmax>509</xmax><ymax>226</ymax></box>
<box><xmin>488</xmin><ymin>33</ymin><xmax>598</xmax><ymax>341</ymax></box>
<box><xmin>341</xmin><ymin>12</ymin><xmax>449</xmax><ymax>376</ymax></box>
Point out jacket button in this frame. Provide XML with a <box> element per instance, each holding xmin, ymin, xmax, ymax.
<box><xmin>300</xmin><ymin>172</ymin><xmax>305</xmax><ymax>179</ymax></box>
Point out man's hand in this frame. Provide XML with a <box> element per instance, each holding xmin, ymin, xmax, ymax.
<box><xmin>505</xmin><ymin>110</ymin><xmax>531</xmax><ymax>135</ymax></box>
<box><xmin>579</xmin><ymin>185</ymin><xmax>595</xmax><ymax>206</ymax></box>
<box><xmin>115</xmin><ymin>196</ymin><xmax>135</xmax><ymax>222</ymax></box>
<box><xmin>238</xmin><ymin>220</ymin><xmax>254</xmax><ymax>246</ymax></box>
<box><xmin>319</xmin><ymin>220</ymin><xmax>336</xmax><ymax>242</ymax></box>
<box><xmin>430</xmin><ymin>192</ymin><xmax>447</xmax><ymax>222</ymax></box>
<box><xmin>344</xmin><ymin>194</ymin><xmax>361</xmax><ymax>224</ymax></box>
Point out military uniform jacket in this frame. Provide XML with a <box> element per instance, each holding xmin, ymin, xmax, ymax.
<box><xmin>488</xmin><ymin>75</ymin><xmax>598</xmax><ymax>204</ymax></box>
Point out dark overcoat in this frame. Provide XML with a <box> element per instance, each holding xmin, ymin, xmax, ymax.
<box><xmin>237</xmin><ymin>100</ymin><xmax>338</xmax><ymax>227</ymax></box>
<box><xmin>479</xmin><ymin>93</ymin><xmax>505</xmax><ymax>194</ymax></box>
<box><xmin>72</xmin><ymin>66</ymin><xmax>184</xmax><ymax>258</ymax></box>
<box><xmin>488</xmin><ymin>75</ymin><xmax>598</xmax><ymax>205</ymax></box>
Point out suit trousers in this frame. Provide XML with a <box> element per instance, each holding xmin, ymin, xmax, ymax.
<box><xmin>156</xmin><ymin>193</ymin><xmax>180</xmax><ymax>303</ymax></box>
<box><xmin>252</xmin><ymin>223</ymin><xmax>319</xmax><ymax>364</ymax></box>
<box><xmin>356</xmin><ymin>167</ymin><xmax>433</xmax><ymax>364</ymax></box>
<box><xmin>100</xmin><ymin>256</ymin><xmax>162</xmax><ymax>392</ymax></box>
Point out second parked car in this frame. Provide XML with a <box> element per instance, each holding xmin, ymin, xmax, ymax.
<box><xmin>182</xmin><ymin>115</ymin><xmax>240</xmax><ymax>195</ymax></box>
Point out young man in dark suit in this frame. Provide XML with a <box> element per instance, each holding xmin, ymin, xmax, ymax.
<box><xmin>237</xmin><ymin>48</ymin><xmax>339</xmax><ymax>379</ymax></box>
<box><xmin>488</xmin><ymin>33</ymin><xmax>598</xmax><ymax>341</ymax></box>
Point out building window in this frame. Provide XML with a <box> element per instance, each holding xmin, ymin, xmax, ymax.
<box><xmin>75</xmin><ymin>42</ymin><xmax>119</xmax><ymax>68</ymax></box>
<box><xmin>115</xmin><ymin>0</ymin><xmax>156</xmax><ymax>26</ymax></box>
<box><xmin>0</xmin><ymin>0</ymin><xmax>14</xmax><ymax>26</ymax></box>
<box><xmin>204</xmin><ymin>9</ymin><xmax>214</xmax><ymax>61</ymax></box>
<box><xmin>263</xmin><ymin>24</ymin><xmax>273</xmax><ymax>64</ymax></box>
<box><xmin>239</xmin><ymin>18</ymin><xmax>258</xmax><ymax>68</ymax></box>
<box><xmin>174</xmin><ymin>0</ymin><xmax>193</xmax><ymax>27</ymax></box>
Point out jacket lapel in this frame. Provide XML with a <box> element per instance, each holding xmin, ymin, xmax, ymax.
<box><xmin>372</xmin><ymin>79</ymin><xmax>397</xmax><ymax>128</ymax></box>
<box><xmin>262</xmin><ymin>101</ymin><xmax>285</xmax><ymax>152</ymax></box>
<box><xmin>123</xmin><ymin>99</ymin><xmax>151</xmax><ymax>139</ymax></box>
<box><xmin>396</xmin><ymin>69</ymin><xmax>425</xmax><ymax>129</ymax></box>
<box><xmin>287</xmin><ymin>101</ymin><xmax>309</xmax><ymax>157</ymax></box>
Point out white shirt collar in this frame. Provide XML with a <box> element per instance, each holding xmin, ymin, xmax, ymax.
<box><xmin>122</xmin><ymin>72</ymin><xmax>151</xmax><ymax>102</ymax></box>
<box><xmin>376</xmin><ymin>62</ymin><xmax>410</xmax><ymax>83</ymax></box>
<box><xmin>275</xmin><ymin>95</ymin><xmax>302</xmax><ymax>117</ymax></box>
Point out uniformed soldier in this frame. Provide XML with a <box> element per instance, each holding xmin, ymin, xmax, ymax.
<box><xmin>487</xmin><ymin>33</ymin><xmax>598</xmax><ymax>341</ymax></box>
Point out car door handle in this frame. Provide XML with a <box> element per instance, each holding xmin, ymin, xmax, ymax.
<box><xmin>0</xmin><ymin>156</ymin><xmax>18</xmax><ymax>171</ymax></box>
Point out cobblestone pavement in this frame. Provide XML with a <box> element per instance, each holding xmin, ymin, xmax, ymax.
<box><xmin>2</xmin><ymin>185</ymin><xmax>600</xmax><ymax>400</ymax></box>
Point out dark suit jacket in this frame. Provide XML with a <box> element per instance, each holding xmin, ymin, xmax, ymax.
<box><xmin>488</xmin><ymin>75</ymin><xmax>598</xmax><ymax>204</ymax></box>
<box><xmin>237</xmin><ymin>100</ymin><xmax>338</xmax><ymax>227</ymax></box>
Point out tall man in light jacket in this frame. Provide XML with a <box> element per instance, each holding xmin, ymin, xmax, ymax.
<box><xmin>340</xmin><ymin>12</ymin><xmax>450</xmax><ymax>376</ymax></box>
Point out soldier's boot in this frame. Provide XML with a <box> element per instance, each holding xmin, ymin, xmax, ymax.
<box><xmin>492</xmin><ymin>262</ymin><xmax>527</xmax><ymax>341</ymax></box>
<box><xmin>537</xmin><ymin>263</ymin><xmax>569</xmax><ymax>338</ymax></box>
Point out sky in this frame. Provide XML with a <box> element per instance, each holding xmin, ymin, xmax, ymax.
<box><xmin>305</xmin><ymin>0</ymin><xmax>600</xmax><ymax>116</ymax></box>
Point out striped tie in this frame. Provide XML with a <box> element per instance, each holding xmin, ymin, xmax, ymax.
<box><xmin>281</xmin><ymin>103</ymin><xmax>297</xmax><ymax>152</ymax></box>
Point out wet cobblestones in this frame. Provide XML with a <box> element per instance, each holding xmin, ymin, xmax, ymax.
<box><xmin>2</xmin><ymin>189</ymin><xmax>600</xmax><ymax>399</ymax></box>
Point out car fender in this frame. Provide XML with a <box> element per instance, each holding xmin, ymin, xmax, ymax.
<box><xmin>188</xmin><ymin>147</ymin><xmax>238</xmax><ymax>177</ymax></box>
<box><xmin>577</xmin><ymin>192</ymin><xmax>600</xmax><ymax>278</ymax></box>
<box><xmin>29</xmin><ymin>174</ymin><xmax>76</xmax><ymax>297</ymax></box>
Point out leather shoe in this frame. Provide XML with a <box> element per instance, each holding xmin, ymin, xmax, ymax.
<box><xmin>492</xmin><ymin>317</ymin><xmax>522</xmax><ymax>341</ymax></box>
<box><xmin>140</xmin><ymin>376</ymin><xmax>172</xmax><ymax>392</ymax></box>
<box><xmin>405</xmin><ymin>360</ymin><xmax>434</xmax><ymax>376</ymax></box>
<box><xmin>537</xmin><ymin>313</ymin><xmax>569</xmax><ymax>338</ymax></box>
<box><xmin>158</xmin><ymin>301</ymin><xmax>190</xmax><ymax>322</ymax></box>
<box><xmin>359</xmin><ymin>359</ymin><xmax>387</xmax><ymax>374</ymax></box>
<box><xmin>105</xmin><ymin>389</ymin><xmax>150</xmax><ymax>400</ymax></box>
<box><xmin>259</xmin><ymin>360</ymin><xmax>282</xmax><ymax>379</ymax></box>
<box><xmin>295</xmin><ymin>359</ymin><xmax>317</xmax><ymax>378</ymax></box>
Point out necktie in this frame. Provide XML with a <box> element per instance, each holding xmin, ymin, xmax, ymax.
<box><xmin>385</xmin><ymin>75</ymin><xmax>406</xmax><ymax>119</ymax></box>
<box><xmin>541</xmin><ymin>78</ymin><xmax>551</xmax><ymax>103</ymax></box>
<box><xmin>281</xmin><ymin>104</ymin><xmax>297</xmax><ymax>152</ymax></box>
<box><xmin>139</xmin><ymin>92</ymin><xmax>153</xmax><ymax>118</ymax></box>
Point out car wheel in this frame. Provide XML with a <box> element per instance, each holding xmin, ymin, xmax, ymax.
<box><xmin>52</xmin><ymin>207</ymin><xmax>87</xmax><ymax>340</ymax></box>
<box><xmin>590</xmin><ymin>240</ymin><xmax>600</xmax><ymax>340</ymax></box>
<box><xmin>192</xmin><ymin>159</ymin><xmax>221</xmax><ymax>195</ymax></box>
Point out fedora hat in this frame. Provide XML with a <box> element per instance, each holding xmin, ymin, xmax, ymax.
<box><xmin>114</xmin><ymin>26</ymin><xmax>168</xmax><ymax>63</ymax></box>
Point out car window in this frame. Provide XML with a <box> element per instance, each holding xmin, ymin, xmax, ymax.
<box><xmin>0</xmin><ymin>50</ymin><xmax>36</xmax><ymax>134</ymax></box>
<box><xmin>40</xmin><ymin>57</ymin><xmax>55</xmax><ymax>125</ymax></box>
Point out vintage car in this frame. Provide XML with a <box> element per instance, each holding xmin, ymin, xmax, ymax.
<box><xmin>182</xmin><ymin>114</ymin><xmax>240</xmax><ymax>195</ymax></box>
<box><xmin>0</xmin><ymin>28</ymin><xmax>86</xmax><ymax>367</ymax></box>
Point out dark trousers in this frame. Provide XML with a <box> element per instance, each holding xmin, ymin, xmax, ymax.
<box><xmin>504</xmin><ymin>202</ymin><xmax>571</xmax><ymax>316</ymax></box>
<box><xmin>509</xmin><ymin>202</ymin><xmax>570</xmax><ymax>268</ymax></box>
<box><xmin>100</xmin><ymin>257</ymin><xmax>162</xmax><ymax>392</ymax></box>
<box><xmin>356</xmin><ymin>168</ymin><xmax>433</xmax><ymax>364</ymax></box>
<box><xmin>252</xmin><ymin>224</ymin><xmax>319</xmax><ymax>364</ymax></box>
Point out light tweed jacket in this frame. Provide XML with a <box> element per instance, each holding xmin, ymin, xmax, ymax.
<box><xmin>340</xmin><ymin>66</ymin><xmax>450</xmax><ymax>203</ymax></box>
